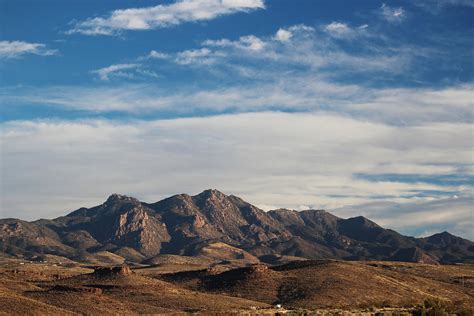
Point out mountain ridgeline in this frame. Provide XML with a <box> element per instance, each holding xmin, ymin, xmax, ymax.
<box><xmin>1</xmin><ymin>189</ymin><xmax>473</xmax><ymax>264</ymax></box>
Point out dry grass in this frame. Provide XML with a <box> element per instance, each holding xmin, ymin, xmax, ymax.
<box><xmin>0</xmin><ymin>259</ymin><xmax>473</xmax><ymax>315</ymax></box>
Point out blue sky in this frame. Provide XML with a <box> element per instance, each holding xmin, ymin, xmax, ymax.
<box><xmin>0</xmin><ymin>0</ymin><xmax>473</xmax><ymax>239</ymax></box>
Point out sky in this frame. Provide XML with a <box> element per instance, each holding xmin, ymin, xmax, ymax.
<box><xmin>0</xmin><ymin>0</ymin><xmax>473</xmax><ymax>240</ymax></box>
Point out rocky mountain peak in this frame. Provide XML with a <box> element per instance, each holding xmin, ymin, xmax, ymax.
<box><xmin>106</xmin><ymin>194</ymin><xmax>139</xmax><ymax>204</ymax></box>
<box><xmin>344</xmin><ymin>215</ymin><xmax>380</xmax><ymax>228</ymax></box>
<box><xmin>425</xmin><ymin>231</ymin><xmax>462</xmax><ymax>245</ymax></box>
<box><xmin>195</xmin><ymin>189</ymin><xmax>227</xmax><ymax>201</ymax></box>
<box><xmin>270</xmin><ymin>208</ymin><xmax>295</xmax><ymax>213</ymax></box>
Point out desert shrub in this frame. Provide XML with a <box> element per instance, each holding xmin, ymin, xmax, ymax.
<box><xmin>412</xmin><ymin>298</ymin><xmax>449</xmax><ymax>316</ymax></box>
<box><xmin>381</xmin><ymin>300</ymin><xmax>391</xmax><ymax>307</ymax></box>
<box><xmin>424</xmin><ymin>298</ymin><xmax>442</xmax><ymax>309</ymax></box>
<box><xmin>412</xmin><ymin>308</ymin><xmax>425</xmax><ymax>316</ymax></box>
<box><xmin>373</xmin><ymin>300</ymin><xmax>392</xmax><ymax>308</ymax></box>
<box><xmin>412</xmin><ymin>298</ymin><xmax>450</xmax><ymax>316</ymax></box>
<box><xmin>428</xmin><ymin>308</ymin><xmax>447</xmax><ymax>316</ymax></box>
<box><xmin>457</xmin><ymin>308</ymin><xmax>474</xmax><ymax>316</ymax></box>
<box><xmin>429</xmin><ymin>308</ymin><xmax>447</xmax><ymax>316</ymax></box>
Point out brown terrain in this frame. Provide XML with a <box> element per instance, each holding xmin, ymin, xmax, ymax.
<box><xmin>0</xmin><ymin>256</ymin><xmax>473</xmax><ymax>315</ymax></box>
<box><xmin>1</xmin><ymin>189</ymin><xmax>473</xmax><ymax>314</ymax></box>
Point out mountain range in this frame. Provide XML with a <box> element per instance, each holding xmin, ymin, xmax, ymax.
<box><xmin>1</xmin><ymin>189</ymin><xmax>473</xmax><ymax>265</ymax></box>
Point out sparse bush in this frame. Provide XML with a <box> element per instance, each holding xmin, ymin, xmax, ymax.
<box><xmin>412</xmin><ymin>306</ymin><xmax>426</xmax><ymax>316</ymax></box>
<box><xmin>412</xmin><ymin>298</ymin><xmax>449</xmax><ymax>316</ymax></box>
<box><xmin>457</xmin><ymin>308</ymin><xmax>474</xmax><ymax>316</ymax></box>
<box><xmin>371</xmin><ymin>300</ymin><xmax>392</xmax><ymax>309</ymax></box>
<box><xmin>428</xmin><ymin>308</ymin><xmax>447</xmax><ymax>316</ymax></box>
<box><xmin>380</xmin><ymin>299</ymin><xmax>391</xmax><ymax>307</ymax></box>
<box><xmin>424</xmin><ymin>298</ymin><xmax>442</xmax><ymax>309</ymax></box>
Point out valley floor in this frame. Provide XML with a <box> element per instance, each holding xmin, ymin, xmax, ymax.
<box><xmin>0</xmin><ymin>257</ymin><xmax>472</xmax><ymax>315</ymax></box>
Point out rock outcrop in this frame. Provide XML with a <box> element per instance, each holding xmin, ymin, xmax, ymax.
<box><xmin>93</xmin><ymin>265</ymin><xmax>133</xmax><ymax>277</ymax></box>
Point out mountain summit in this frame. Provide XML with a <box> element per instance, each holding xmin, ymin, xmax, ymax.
<box><xmin>1</xmin><ymin>190</ymin><xmax>473</xmax><ymax>265</ymax></box>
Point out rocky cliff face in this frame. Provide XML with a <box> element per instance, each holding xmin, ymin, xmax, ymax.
<box><xmin>109</xmin><ymin>205</ymin><xmax>170</xmax><ymax>257</ymax></box>
<box><xmin>145</xmin><ymin>189</ymin><xmax>292</xmax><ymax>255</ymax></box>
<box><xmin>1</xmin><ymin>189</ymin><xmax>473</xmax><ymax>265</ymax></box>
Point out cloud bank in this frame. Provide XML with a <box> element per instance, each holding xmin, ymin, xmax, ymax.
<box><xmin>1</xmin><ymin>112</ymin><xmax>472</xmax><ymax>240</ymax></box>
<box><xmin>335</xmin><ymin>197</ymin><xmax>474</xmax><ymax>240</ymax></box>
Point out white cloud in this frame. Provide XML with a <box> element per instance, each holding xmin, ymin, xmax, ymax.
<box><xmin>137</xmin><ymin>23</ymin><xmax>416</xmax><ymax>77</ymax></box>
<box><xmin>204</xmin><ymin>24</ymin><xmax>314</xmax><ymax>51</ymax></box>
<box><xmin>91</xmin><ymin>63</ymin><xmax>140</xmax><ymax>81</ymax></box>
<box><xmin>380</xmin><ymin>3</ymin><xmax>405</xmax><ymax>22</ymax></box>
<box><xmin>196</xmin><ymin>24</ymin><xmax>410</xmax><ymax>73</ymax></box>
<box><xmin>148</xmin><ymin>50</ymin><xmax>170</xmax><ymax>59</ymax></box>
<box><xmin>273</xmin><ymin>24</ymin><xmax>315</xmax><ymax>43</ymax></box>
<box><xmin>239</xmin><ymin>35</ymin><xmax>266</xmax><ymax>51</ymax></box>
<box><xmin>67</xmin><ymin>0</ymin><xmax>265</xmax><ymax>36</ymax></box>
<box><xmin>1</xmin><ymin>112</ymin><xmax>471</xmax><ymax>242</ymax></box>
<box><xmin>0</xmin><ymin>79</ymin><xmax>357</xmax><ymax>113</ymax></box>
<box><xmin>90</xmin><ymin>63</ymin><xmax>160</xmax><ymax>81</ymax></box>
<box><xmin>203</xmin><ymin>35</ymin><xmax>266</xmax><ymax>51</ymax></box>
<box><xmin>0</xmin><ymin>41</ymin><xmax>57</xmax><ymax>59</ymax></box>
<box><xmin>350</xmin><ymin>84</ymin><xmax>474</xmax><ymax>124</ymax></box>
<box><xmin>175</xmin><ymin>48</ymin><xmax>220</xmax><ymax>65</ymax></box>
<box><xmin>324</xmin><ymin>22</ymin><xmax>352</xmax><ymax>37</ymax></box>
<box><xmin>324</xmin><ymin>22</ymin><xmax>369</xmax><ymax>39</ymax></box>
<box><xmin>135</xmin><ymin>68</ymin><xmax>160</xmax><ymax>79</ymax></box>
<box><xmin>274</xmin><ymin>28</ymin><xmax>292</xmax><ymax>42</ymax></box>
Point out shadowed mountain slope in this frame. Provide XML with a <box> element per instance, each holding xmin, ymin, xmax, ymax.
<box><xmin>1</xmin><ymin>189</ymin><xmax>473</xmax><ymax>264</ymax></box>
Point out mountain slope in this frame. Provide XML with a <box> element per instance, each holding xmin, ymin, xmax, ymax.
<box><xmin>1</xmin><ymin>190</ymin><xmax>473</xmax><ymax>264</ymax></box>
<box><xmin>144</xmin><ymin>189</ymin><xmax>291</xmax><ymax>255</ymax></box>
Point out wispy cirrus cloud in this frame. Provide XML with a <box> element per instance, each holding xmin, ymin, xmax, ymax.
<box><xmin>414</xmin><ymin>0</ymin><xmax>474</xmax><ymax>12</ymax></box>
<box><xmin>324</xmin><ymin>22</ymin><xmax>368</xmax><ymax>39</ymax></box>
<box><xmin>81</xmin><ymin>23</ymin><xmax>428</xmax><ymax>85</ymax></box>
<box><xmin>147</xmin><ymin>50</ymin><xmax>170</xmax><ymax>60</ymax></box>
<box><xmin>67</xmin><ymin>0</ymin><xmax>265</xmax><ymax>36</ymax></box>
<box><xmin>3</xmin><ymin>80</ymin><xmax>472</xmax><ymax>126</ymax></box>
<box><xmin>157</xmin><ymin>23</ymin><xmax>418</xmax><ymax>79</ymax></box>
<box><xmin>433</xmin><ymin>0</ymin><xmax>474</xmax><ymax>6</ymax></box>
<box><xmin>0</xmin><ymin>41</ymin><xmax>57</xmax><ymax>59</ymax></box>
<box><xmin>92</xmin><ymin>63</ymin><xmax>139</xmax><ymax>80</ymax></box>
<box><xmin>380</xmin><ymin>3</ymin><xmax>406</xmax><ymax>22</ymax></box>
<box><xmin>203</xmin><ymin>35</ymin><xmax>267</xmax><ymax>51</ymax></box>
<box><xmin>324</xmin><ymin>22</ymin><xmax>352</xmax><ymax>37</ymax></box>
<box><xmin>2</xmin><ymin>22</ymin><xmax>471</xmax><ymax>123</ymax></box>
<box><xmin>175</xmin><ymin>48</ymin><xmax>223</xmax><ymax>65</ymax></box>
<box><xmin>91</xmin><ymin>63</ymin><xmax>159</xmax><ymax>81</ymax></box>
